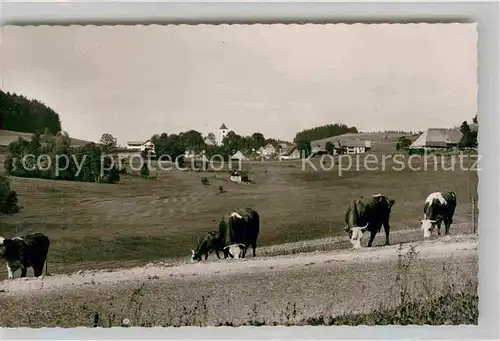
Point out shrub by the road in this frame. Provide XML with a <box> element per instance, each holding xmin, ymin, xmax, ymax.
<box><xmin>0</xmin><ymin>174</ymin><xmax>20</xmax><ymax>215</ymax></box>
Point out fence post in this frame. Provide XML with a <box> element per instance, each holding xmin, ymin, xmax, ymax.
<box><xmin>472</xmin><ymin>196</ymin><xmax>477</xmax><ymax>234</ymax></box>
<box><xmin>469</xmin><ymin>168</ymin><xmax>478</xmax><ymax>235</ymax></box>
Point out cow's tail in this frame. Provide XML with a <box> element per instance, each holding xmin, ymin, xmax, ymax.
<box><xmin>349</xmin><ymin>200</ymin><xmax>359</xmax><ymax>227</ymax></box>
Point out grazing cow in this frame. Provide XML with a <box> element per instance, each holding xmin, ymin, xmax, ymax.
<box><xmin>191</xmin><ymin>231</ymin><xmax>224</xmax><ymax>261</ymax></box>
<box><xmin>219</xmin><ymin>208</ymin><xmax>260</xmax><ymax>259</ymax></box>
<box><xmin>343</xmin><ymin>194</ymin><xmax>396</xmax><ymax>249</ymax></box>
<box><xmin>0</xmin><ymin>233</ymin><xmax>50</xmax><ymax>279</ymax></box>
<box><xmin>420</xmin><ymin>191</ymin><xmax>457</xmax><ymax>238</ymax></box>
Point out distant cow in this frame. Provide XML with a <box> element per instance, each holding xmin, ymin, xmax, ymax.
<box><xmin>191</xmin><ymin>231</ymin><xmax>224</xmax><ymax>261</ymax></box>
<box><xmin>343</xmin><ymin>194</ymin><xmax>396</xmax><ymax>249</ymax></box>
<box><xmin>219</xmin><ymin>208</ymin><xmax>260</xmax><ymax>259</ymax></box>
<box><xmin>420</xmin><ymin>191</ymin><xmax>457</xmax><ymax>238</ymax></box>
<box><xmin>0</xmin><ymin>233</ymin><xmax>50</xmax><ymax>279</ymax></box>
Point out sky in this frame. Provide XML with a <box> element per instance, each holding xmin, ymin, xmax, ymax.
<box><xmin>0</xmin><ymin>23</ymin><xmax>477</xmax><ymax>145</ymax></box>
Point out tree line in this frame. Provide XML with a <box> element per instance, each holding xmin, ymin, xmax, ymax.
<box><xmin>293</xmin><ymin>123</ymin><xmax>358</xmax><ymax>144</ymax></box>
<box><xmin>4</xmin><ymin>129</ymin><xmax>120</xmax><ymax>184</ymax></box>
<box><xmin>0</xmin><ymin>90</ymin><xmax>62</xmax><ymax>135</ymax></box>
<box><xmin>149</xmin><ymin>130</ymin><xmax>285</xmax><ymax>161</ymax></box>
<box><xmin>458</xmin><ymin>116</ymin><xmax>478</xmax><ymax>149</ymax></box>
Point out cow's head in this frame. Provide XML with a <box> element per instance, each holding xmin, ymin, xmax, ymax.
<box><xmin>0</xmin><ymin>237</ymin><xmax>21</xmax><ymax>258</ymax></box>
<box><xmin>190</xmin><ymin>249</ymin><xmax>202</xmax><ymax>262</ymax></box>
<box><xmin>191</xmin><ymin>234</ymin><xmax>213</xmax><ymax>262</ymax></box>
<box><xmin>345</xmin><ymin>224</ymin><xmax>368</xmax><ymax>249</ymax></box>
<box><xmin>224</xmin><ymin>244</ymin><xmax>246</xmax><ymax>259</ymax></box>
<box><xmin>419</xmin><ymin>219</ymin><xmax>437</xmax><ymax>238</ymax></box>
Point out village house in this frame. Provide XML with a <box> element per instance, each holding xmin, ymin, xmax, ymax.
<box><xmin>278</xmin><ymin>145</ymin><xmax>301</xmax><ymax>160</ymax></box>
<box><xmin>126</xmin><ymin>140</ymin><xmax>155</xmax><ymax>152</ymax></box>
<box><xmin>257</xmin><ymin>143</ymin><xmax>277</xmax><ymax>157</ymax></box>
<box><xmin>230</xmin><ymin>150</ymin><xmax>248</xmax><ymax>161</ymax></box>
<box><xmin>343</xmin><ymin>140</ymin><xmax>371</xmax><ymax>154</ymax></box>
<box><xmin>278</xmin><ymin>142</ymin><xmax>291</xmax><ymax>153</ymax></box>
<box><xmin>126</xmin><ymin>140</ymin><xmax>156</xmax><ymax>157</ymax></box>
<box><xmin>311</xmin><ymin>135</ymin><xmax>372</xmax><ymax>155</ymax></box>
<box><xmin>204</xmin><ymin>137</ymin><xmax>215</xmax><ymax>146</ymax></box>
<box><xmin>409</xmin><ymin>128</ymin><xmax>466</xmax><ymax>151</ymax></box>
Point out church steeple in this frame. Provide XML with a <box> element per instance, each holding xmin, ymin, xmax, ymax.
<box><xmin>217</xmin><ymin>123</ymin><xmax>229</xmax><ymax>146</ymax></box>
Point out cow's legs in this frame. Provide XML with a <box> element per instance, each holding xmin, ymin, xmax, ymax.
<box><xmin>445</xmin><ymin>218</ymin><xmax>451</xmax><ymax>235</ymax></box>
<box><xmin>252</xmin><ymin>243</ymin><xmax>257</xmax><ymax>257</ymax></box>
<box><xmin>31</xmin><ymin>260</ymin><xmax>43</xmax><ymax>277</ymax></box>
<box><xmin>367</xmin><ymin>231</ymin><xmax>377</xmax><ymax>247</ymax></box>
<box><xmin>383</xmin><ymin>221</ymin><xmax>391</xmax><ymax>246</ymax></box>
<box><xmin>216</xmin><ymin>251</ymin><xmax>221</xmax><ymax>259</ymax></box>
<box><xmin>204</xmin><ymin>253</ymin><xmax>208</xmax><ymax>261</ymax></box>
<box><xmin>33</xmin><ymin>264</ymin><xmax>43</xmax><ymax>277</ymax></box>
<box><xmin>6</xmin><ymin>264</ymin><xmax>14</xmax><ymax>280</ymax></box>
<box><xmin>437</xmin><ymin>222</ymin><xmax>442</xmax><ymax>236</ymax></box>
<box><xmin>20</xmin><ymin>265</ymin><xmax>27</xmax><ymax>278</ymax></box>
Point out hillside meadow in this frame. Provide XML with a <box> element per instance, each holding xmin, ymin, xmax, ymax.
<box><xmin>0</xmin><ymin>152</ymin><xmax>478</xmax><ymax>279</ymax></box>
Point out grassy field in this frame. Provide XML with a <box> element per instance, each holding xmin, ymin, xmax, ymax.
<box><xmin>0</xmin><ymin>151</ymin><xmax>478</xmax><ymax>280</ymax></box>
<box><xmin>0</xmin><ymin>129</ymin><xmax>91</xmax><ymax>148</ymax></box>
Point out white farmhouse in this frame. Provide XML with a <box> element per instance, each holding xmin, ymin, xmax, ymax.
<box><xmin>126</xmin><ymin>140</ymin><xmax>156</xmax><ymax>156</ymax></box>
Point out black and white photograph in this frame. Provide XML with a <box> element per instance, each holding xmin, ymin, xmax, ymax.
<box><xmin>0</xmin><ymin>23</ymin><xmax>479</xmax><ymax>327</ymax></box>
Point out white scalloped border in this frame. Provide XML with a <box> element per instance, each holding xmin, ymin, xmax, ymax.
<box><xmin>3</xmin><ymin>22</ymin><xmax>476</xmax><ymax>29</ymax></box>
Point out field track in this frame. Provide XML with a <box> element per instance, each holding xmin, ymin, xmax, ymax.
<box><xmin>0</xmin><ymin>232</ymin><xmax>477</xmax><ymax>327</ymax></box>
<box><xmin>0</xmin><ymin>232</ymin><xmax>477</xmax><ymax>295</ymax></box>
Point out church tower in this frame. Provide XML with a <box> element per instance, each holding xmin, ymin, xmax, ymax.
<box><xmin>217</xmin><ymin>123</ymin><xmax>229</xmax><ymax>146</ymax></box>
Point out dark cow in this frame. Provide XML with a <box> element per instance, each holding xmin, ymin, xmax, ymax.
<box><xmin>420</xmin><ymin>191</ymin><xmax>457</xmax><ymax>238</ymax></box>
<box><xmin>0</xmin><ymin>233</ymin><xmax>50</xmax><ymax>279</ymax></box>
<box><xmin>343</xmin><ymin>194</ymin><xmax>396</xmax><ymax>249</ymax></box>
<box><xmin>191</xmin><ymin>231</ymin><xmax>224</xmax><ymax>261</ymax></box>
<box><xmin>219</xmin><ymin>208</ymin><xmax>260</xmax><ymax>259</ymax></box>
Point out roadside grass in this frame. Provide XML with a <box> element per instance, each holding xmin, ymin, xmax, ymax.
<box><xmin>0</xmin><ymin>155</ymin><xmax>478</xmax><ymax>279</ymax></box>
<box><xmin>302</xmin><ymin>244</ymin><xmax>478</xmax><ymax>326</ymax></box>
<box><xmin>302</xmin><ymin>292</ymin><xmax>477</xmax><ymax>326</ymax></box>
<box><xmin>107</xmin><ymin>245</ymin><xmax>478</xmax><ymax>327</ymax></box>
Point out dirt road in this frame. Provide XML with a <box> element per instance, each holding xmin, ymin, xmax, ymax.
<box><xmin>0</xmin><ymin>233</ymin><xmax>478</xmax><ymax>327</ymax></box>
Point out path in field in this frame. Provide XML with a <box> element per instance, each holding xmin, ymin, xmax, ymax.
<box><xmin>0</xmin><ymin>233</ymin><xmax>478</xmax><ymax>327</ymax></box>
<box><xmin>0</xmin><ymin>233</ymin><xmax>477</xmax><ymax>295</ymax></box>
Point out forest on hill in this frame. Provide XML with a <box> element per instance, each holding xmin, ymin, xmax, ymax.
<box><xmin>0</xmin><ymin>90</ymin><xmax>62</xmax><ymax>135</ymax></box>
<box><xmin>294</xmin><ymin>123</ymin><xmax>358</xmax><ymax>143</ymax></box>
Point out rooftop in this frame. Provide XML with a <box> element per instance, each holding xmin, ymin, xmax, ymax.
<box><xmin>410</xmin><ymin>128</ymin><xmax>463</xmax><ymax>148</ymax></box>
<box><xmin>127</xmin><ymin>140</ymin><xmax>152</xmax><ymax>145</ymax></box>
